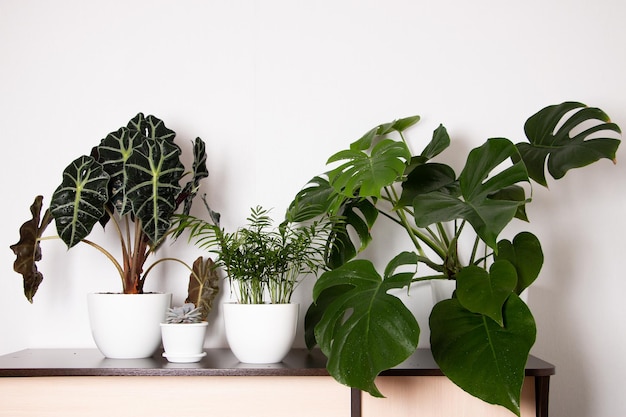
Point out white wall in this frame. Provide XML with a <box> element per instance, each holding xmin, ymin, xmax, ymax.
<box><xmin>1</xmin><ymin>1</ymin><xmax>625</xmax><ymax>416</ymax></box>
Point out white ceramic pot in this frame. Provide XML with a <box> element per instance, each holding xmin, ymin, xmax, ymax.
<box><xmin>87</xmin><ymin>292</ymin><xmax>171</xmax><ymax>359</ymax></box>
<box><xmin>430</xmin><ymin>279</ymin><xmax>529</xmax><ymax>304</ymax></box>
<box><xmin>223</xmin><ymin>303</ymin><xmax>299</xmax><ymax>364</ymax></box>
<box><xmin>430</xmin><ymin>279</ymin><xmax>457</xmax><ymax>304</ymax></box>
<box><xmin>160</xmin><ymin>322</ymin><xmax>209</xmax><ymax>363</ymax></box>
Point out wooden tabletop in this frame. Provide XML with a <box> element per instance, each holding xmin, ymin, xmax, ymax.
<box><xmin>0</xmin><ymin>348</ymin><xmax>555</xmax><ymax>378</ymax></box>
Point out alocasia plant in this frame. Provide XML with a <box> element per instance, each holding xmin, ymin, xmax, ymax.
<box><xmin>10</xmin><ymin>114</ymin><xmax>213</xmax><ymax>316</ymax></box>
<box><xmin>286</xmin><ymin>101</ymin><xmax>621</xmax><ymax>416</ymax></box>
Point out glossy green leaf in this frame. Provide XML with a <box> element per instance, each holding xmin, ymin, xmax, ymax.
<box><xmin>49</xmin><ymin>156</ymin><xmax>110</xmax><ymax>248</ymax></box>
<box><xmin>413</xmin><ymin>138</ymin><xmax>529</xmax><ymax>249</ymax></box>
<box><xmin>313</xmin><ymin>258</ymin><xmax>419</xmax><ymax>396</ymax></box>
<box><xmin>285</xmin><ymin>176</ymin><xmax>344</xmax><ymax>222</ymax></box>
<box><xmin>398</xmin><ymin>162</ymin><xmax>458</xmax><ymax>207</ymax></box>
<box><xmin>327</xmin><ymin>139</ymin><xmax>411</xmax><ymax>198</ymax></box>
<box><xmin>430</xmin><ymin>294</ymin><xmax>536</xmax><ymax>416</ymax></box>
<box><xmin>517</xmin><ymin>101</ymin><xmax>621</xmax><ymax>186</ymax></box>
<box><xmin>97</xmin><ymin>127</ymin><xmax>141</xmax><ymax>215</ymax></box>
<box><xmin>496</xmin><ymin>232</ymin><xmax>543</xmax><ymax>294</ymax></box>
<box><xmin>326</xmin><ymin>198</ymin><xmax>378</xmax><ymax>269</ymax></box>
<box><xmin>349</xmin><ymin>115</ymin><xmax>420</xmax><ymax>151</ymax></box>
<box><xmin>125</xmin><ymin>138</ymin><xmax>184</xmax><ymax>245</ymax></box>
<box><xmin>127</xmin><ymin>112</ymin><xmax>176</xmax><ymax>142</ymax></box>
<box><xmin>456</xmin><ymin>262</ymin><xmax>517</xmax><ymax>326</ymax></box>
<box><xmin>420</xmin><ymin>124</ymin><xmax>450</xmax><ymax>160</ymax></box>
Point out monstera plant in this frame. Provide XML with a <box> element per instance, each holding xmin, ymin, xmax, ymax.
<box><xmin>10</xmin><ymin>113</ymin><xmax>213</xmax><ymax>308</ymax></box>
<box><xmin>286</xmin><ymin>102</ymin><xmax>621</xmax><ymax>416</ymax></box>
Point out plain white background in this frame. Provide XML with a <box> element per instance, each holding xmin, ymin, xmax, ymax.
<box><xmin>1</xmin><ymin>1</ymin><xmax>625</xmax><ymax>416</ymax></box>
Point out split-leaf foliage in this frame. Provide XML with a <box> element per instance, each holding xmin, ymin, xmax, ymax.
<box><xmin>286</xmin><ymin>102</ymin><xmax>621</xmax><ymax>416</ymax></box>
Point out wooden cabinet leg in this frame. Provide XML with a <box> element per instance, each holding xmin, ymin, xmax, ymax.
<box><xmin>351</xmin><ymin>388</ymin><xmax>361</xmax><ymax>417</ymax></box>
<box><xmin>535</xmin><ymin>376</ymin><xmax>551</xmax><ymax>417</ymax></box>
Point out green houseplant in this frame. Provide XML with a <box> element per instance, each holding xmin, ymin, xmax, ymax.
<box><xmin>9</xmin><ymin>113</ymin><xmax>212</xmax><ymax>358</ymax></box>
<box><xmin>286</xmin><ymin>101</ymin><xmax>621</xmax><ymax>415</ymax></box>
<box><xmin>175</xmin><ymin>203</ymin><xmax>333</xmax><ymax>362</ymax></box>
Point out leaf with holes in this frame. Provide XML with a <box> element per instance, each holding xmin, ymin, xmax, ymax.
<box><xmin>517</xmin><ymin>101</ymin><xmax>621</xmax><ymax>186</ymax></box>
<box><xmin>413</xmin><ymin>138</ymin><xmax>529</xmax><ymax>249</ymax></box>
<box><xmin>313</xmin><ymin>256</ymin><xmax>419</xmax><ymax>397</ymax></box>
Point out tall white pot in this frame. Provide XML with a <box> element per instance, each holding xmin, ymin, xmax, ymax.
<box><xmin>87</xmin><ymin>292</ymin><xmax>171</xmax><ymax>359</ymax></box>
<box><xmin>223</xmin><ymin>303</ymin><xmax>299</xmax><ymax>364</ymax></box>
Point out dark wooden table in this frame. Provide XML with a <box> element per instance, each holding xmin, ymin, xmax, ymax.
<box><xmin>0</xmin><ymin>348</ymin><xmax>554</xmax><ymax>417</ymax></box>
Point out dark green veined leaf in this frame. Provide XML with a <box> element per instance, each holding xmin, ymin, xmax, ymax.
<box><xmin>429</xmin><ymin>294</ymin><xmax>536</xmax><ymax>416</ymax></box>
<box><xmin>517</xmin><ymin>101</ymin><xmax>621</xmax><ymax>186</ymax></box>
<box><xmin>125</xmin><ymin>138</ymin><xmax>184</xmax><ymax>245</ymax></box>
<box><xmin>96</xmin><ymin>127</ymin><xmax>142</xmax><ymax>215</ymax></box>
<box><xmin>9</xmin><ymin>196</ymin><xmax>54</xmax><ymax>302</ymax></box>
<box><xmin>328</xmin><ymin>139</ymin><xmax>411</xmax><ymax>198</ymax></box>
<box><xmin>496</xmin><ymin>232</ymin><xmax>543</xmax><ymax>294</ymax></box>
<box><xmin>413</xmin><ymin>138</ymin><xmax>529</xmax><ymax>249</ymax></box>
<box><xmin>456</xmin><ymin>262</ymin><xmax>517</xmax><ymax>326</ymax></box>
<box><xmin>49</xmin><ymin>156</ymin><xmax>110</xmax><ymax>248</ymax></box>
<box><xmin>127</xmin><ymin>113</ymin><xmax>176</xmax><ymax>142</ymax></box>
<box><xmin>313</xmin><ymin>257</ymin><xmax>419</xmax><ymax>397</ymax></box>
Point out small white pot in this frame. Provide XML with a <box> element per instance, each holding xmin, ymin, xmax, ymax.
<box><xmin>87</xmin><ymin>292</ymin><xmax>171</xmax><ymax>359</ymax></box>
<box><xmin>160</xmin><ymin>322</ymin><xmax>209</xmax><ymax>363</ymax></box>
<box><xmin>223</xmin><ymin>303</ymin><xmax>299</xmax><ymax>364</ymax></box>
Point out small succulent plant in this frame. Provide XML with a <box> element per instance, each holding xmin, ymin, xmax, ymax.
<box><xmin>165</xmin><ymin>303</ymin><xmax>203</xmax><ymax>324</ymax></box>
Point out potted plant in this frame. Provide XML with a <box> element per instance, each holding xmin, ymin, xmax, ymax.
<box><xmin>9</xmin><ymin>113</ymin><xmax>211</xmax><ymax>359</ymax></box>
<box><xmin>286</xmin><ymin>101</ymin><xmax>621</xmax><ymax>416</ymax></box>
<box><xmin>161</xmin><ymin>258</ymin><xmax>220</xmax><ymax>363</ymax></box>
<box><xmin>175</xmin><ymin>203</ymin><xmax>332</xmax><ymax>363</ymax></box>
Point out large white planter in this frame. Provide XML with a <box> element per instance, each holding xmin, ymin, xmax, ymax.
<box><xmin>223</xmin><ymin>303</ymin><xmax>299</xmax><ymax>364</ymax></box>
<box><xmin>160</xmin><ymin>322</ymin><xmax>209</xmax><ymax>363</ymax></box>
<box><xmin>87</xmin><ymin>292</ymin><xmax>171</xmax><ymax>359</ymax></box>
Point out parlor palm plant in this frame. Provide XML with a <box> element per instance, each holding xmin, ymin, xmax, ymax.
<box><xmin>176</xmin><ymin>203</ymin><xmax>333</xmax><ymax>304</ymax></box>
<box><xmin>286</xmin><ymin>101</ymin><xmax>621</xmax><ymax>416</ymax></box>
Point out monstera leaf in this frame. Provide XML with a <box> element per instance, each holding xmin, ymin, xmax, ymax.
<box><xmin>286</xmin><ymin>176</ymin><xmax>344</xmax><ymax>222</ymax></box>
<box><xmin>455</xmin><ymin>261</ymin><xmax>517</xmax><ymax>326</ymax></box>
<box><xmin>495</xmin><ymin>232</ymin><xmax>543</xmax><ymax>294</ymax></box>
<box><xmin>430</xmin><ymin>294</ymin><xmax>536</xmax><ymax>416</ymax></box>
<box><xmin>9</xmin><ymin>196</ymin><xmax>54</xmax><ymax>302</ymax></box>
<box><xmin>49</xmin><ymin>156</ymin><xmax>110</xmax><ymax>248</ymax></box>
<box><xmin>325</xmin><ymin>198</ymin><xmax>378</xmax><ymax>269</ymax></box>
<box><xmin>349</xmin><ymin>115</ymin><xmax>421</xmax><ymax>151</ymax></box>
<box><xmin>313</xmin><ymin>254</ymin><xmax>420</xmax><ymax>397</ymax></box>
<box><xmin>413</xmin><ymin>138</ymin><xmax>529</xmax><ymax>249</ymax></box>
<box><xmin>327</xmin><ymin>139</ymin><xmax>411</xmax><ymax>199</ymax></box>
<box><xmin>517</xmin><ymin>101</ymin><xmax>621</xmax><ymax>186</ymax></box>
<box><xmin>124</xmin><ymin>137</ymin><xmax>184</xmax><ymax>245</ymax></box>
